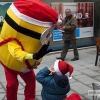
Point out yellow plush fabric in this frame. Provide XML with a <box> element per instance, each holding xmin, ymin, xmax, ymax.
<box><xmin>8</xmin><ymin>41</ymin><xmax>28</xmax><ymax>62</ymax></box>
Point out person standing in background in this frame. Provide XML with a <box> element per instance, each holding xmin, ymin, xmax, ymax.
<box><xmin>56</xmin><ymin>9</ymin><xmax>79</xmax><ymax>61</ymax></box>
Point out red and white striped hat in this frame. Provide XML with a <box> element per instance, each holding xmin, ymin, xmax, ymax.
<box><xmin>54</xmin><ymin>60</ymin><xmax>74</xmax><ymax>76</ymax></box>
<box><xmin>10</xmin><ymin>0</ymin><xmax>62</xmax><ymax>27</ymax></box>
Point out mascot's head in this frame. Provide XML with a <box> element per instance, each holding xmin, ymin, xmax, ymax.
<box><xmin>4</xmin><ymin>0</ymin><xmax>62</xmax><ymax>46</ymax></box>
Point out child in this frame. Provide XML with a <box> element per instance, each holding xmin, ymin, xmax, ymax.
<box><xmin>36</xmin><ymin>60</ymin><xmax>74</xmax><ymax>100</ymax></box>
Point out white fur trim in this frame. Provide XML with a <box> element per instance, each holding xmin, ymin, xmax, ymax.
<box><xmin>54</xmin><ymin>60</ymin><xmax>62</xmax><ymax>76</ymax></box>
<box><xmin>56</xmin><ymin>19</ymin><xmax>62</xmax><ymax>25</ymax></box>
<box><xmin>10</xmin><ymin>3</ymin><xmax>53</xmax><ymax>27</ymax></box>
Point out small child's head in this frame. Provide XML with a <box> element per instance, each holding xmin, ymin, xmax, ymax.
<box><xmin>54</xmin><ymin>60</ymin><xmax>74</xmax><ymax>77</ymax></box>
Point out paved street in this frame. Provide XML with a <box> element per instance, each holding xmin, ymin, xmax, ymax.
<box><xmin>0</xmin><ymin>46</ymin><xmax>100</xmax><ymax>100</ymax></box>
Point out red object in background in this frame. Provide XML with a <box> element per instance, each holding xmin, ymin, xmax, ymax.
<box><xmin>64</xmin><ymin>93</ymin><xmax>82</xmax><ymax>100</ymax></box>
<box><xmin>58</xmin><ymin>26</ymin><xmax>64</xmax><ymax>33</ymax></box>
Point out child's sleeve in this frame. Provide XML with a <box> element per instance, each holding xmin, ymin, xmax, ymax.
<box><xmin>65</xmin><ymin>76</ymin><xmax>70</xmax><ymax>93</ymax></box>
<box><xmin>66</xmin><ymin>81</ymin><xmax>70</xmax><ymax>93</ymax></box>
<box><xmin>36</xmin><ymin>67</ymin><xmax>51</xmax><ymax>85</ymax></box>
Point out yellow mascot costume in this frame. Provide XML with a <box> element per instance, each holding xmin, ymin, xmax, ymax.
<box><xmin>0</xmin><ymin>0</ymin><xmax>62</xmax><ymax>100</ymax></box>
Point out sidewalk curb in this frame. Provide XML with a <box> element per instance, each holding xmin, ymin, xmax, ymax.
<box><xmin>47</xmin><ymin>46</ymin><xmax>96</xmax><ymax>55</ymax></box>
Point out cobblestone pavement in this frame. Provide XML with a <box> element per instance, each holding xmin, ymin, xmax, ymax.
<box><xmin>0</xmin><ymin>46</ymin><xmax>100</xmax><ymax>100</ymax></box>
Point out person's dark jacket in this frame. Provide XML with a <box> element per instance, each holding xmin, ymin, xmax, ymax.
<box><xmin>62</xmin><ymin>15</ymin><xmax>78</xmax><ymax>40</ymax></box>
<box><xmin>36</xmin><ymin>67</ymin><xmax>70</xmax><ymax>100</ymax></box>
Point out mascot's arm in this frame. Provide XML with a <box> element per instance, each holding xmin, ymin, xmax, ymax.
<box><xmin>8</xmin><ymin>41</ymin><xmax>28</xmax><ymax>62</ymax></box>
<box><xmin>8</xmin><ymin>41</ymin><xmax>52</xmax><ymax>62</ymax></box>
<box><xmin>24</xmin><ymin>43</ymin><xmax>52</xmax><ymax>60</ymax></box>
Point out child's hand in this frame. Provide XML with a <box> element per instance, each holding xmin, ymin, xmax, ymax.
<box><xmin>48</xmin><ymin>67</ymin><xmax>55</xmax><ymax>73</ymax></box>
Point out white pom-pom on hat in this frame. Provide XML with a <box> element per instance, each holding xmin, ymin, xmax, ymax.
<box><xmin>56</xmin><ymin>19</ymin><xmax>62</xmax><ymax>26</ymax></box>
<box><xmin>54</xmin><ymin>60</ymin><xmax>74</xmax><ymax>76</ymax></box>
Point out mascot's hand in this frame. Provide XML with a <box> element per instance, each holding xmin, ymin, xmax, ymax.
<box><xmin>33</xmin><ymin>42</ymin><xmax>52</xmax><ymax>60</ymax></box>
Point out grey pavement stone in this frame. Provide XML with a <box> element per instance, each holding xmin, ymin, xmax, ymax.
<box><xmin>18</xmin><ymin>82</ymin><xmax>24</xmax><ymax>89</ymax></box>
<box><xmin>69</xmin><ymin>78</ymin><xmax>77</xmax><ymax>83</ymax></box>
<box><xmin>83</xmin><ymin>64</ymin><xmax>100</xmax><ymax>71</ymax></box>
<box><xmin>1</xmin><ymin>82</ymin><xmax>6</xmax><ymax>91</ymax></box>
<box><xmin>84</xmin><ymin>58</ymin><xmax>95</xmax><ymax>64</ymax></box>
<box><xmin>88</xmin><ymin>84</ymin><xmax>93</xmax><ymax>88</ymax></box>
<box><xmin>21</xmin><ymin>82</ymin><xmax>25</xmax><ymax>86</ymax></box>
<box><xmin>34</xmin><ymin>69</ymin><xmax>40</xmax><ymax>75</ymax></box>
<box><xmin>3</xmin><ymin>94</ymin><xmax>25</xmax><ymax>100</ymax></box>
<box><xmin>72</xmin><ymin>70</ymin><xmax>82</xmax><ymax>76</ymax></box>
<box><xmin>78</xmin><ymin>51</ymin><xmax>88</xmax><ymax>56</ymax></box>
<box><xmin>70</xmin><ymin>81</ymin><xmax>92</xmax><ymax>95</ymax></box>
<box><xmin>67</xmin><ymin>63</ymin><xmax>86</xmax><ymax>71</ymax></box>
<box><xmin>0</xmin><ymin>71</ymin><xmax>5</xmax><ymax>76</ymax></box>
<box><xmin>79</xmin><ymin>69</ymin><xmax>100</xmax><ymax>77</ymax></box>
<box><xmin>0</xmin><ymin>93</ymin><xmax>5</xmax><ymax>100</ymax></box>
<box><xmin>97</xmin><ymin>60</ymin><xmax>100</xmax><ymax>66</ymax></box>
<box><xmin>73</xmin><ymin>74</ymin><xmax>98</xmax><ymax>85</ymax></box>
<box><xmin>36</xmin><ymin>82</ymin><xmax>42</xmax><ymax>91</ymax></box>
<box><xmin>0</xmin><ymin>83</ymin><xmax>2</xmax><ymax>88</ymax></box>
<box><xmin>36</xmin><ymin>91</ymin><xmax>41</xmax><ymax>95</ymax></box>
<box><xmin>17</xmin><ymin>95</ymin><xmax>24</xmax><ymax>100</ymax></box>
<box><xmin>83</xmin><ymin>93</ymin><xmax>93</xmax><ymax>100</ymax></box>
<box><xmin>93</xmin><ymin>75</ymin><xmax>100</xmax><ymax>81</ymax></box>
<box><xmin>0</xmin><ymin>88</ymin><xmax>5</xmax><ymax>93</ymax></box>
<box><xmin>18</xmin><ymin>76</ymin><xmax>25</xmax><ymax>83</ymax></box>
<box><xmin>18</xmin><ymin>89</ymin><xmax>24</xmax><ymax>95</ymax></box>
<box><xmin>87</xmin><ymin>51</ymin><xmax>96</xmax><ymax>55</ymax></box>
<box><xmin>97</xmin><ymin>70</ymin><xmax>100</xmax><ymax>73</ymax></box>
<box><xmin>41</xmin><ymin>56</ymin><xmax>56</xmax><ymax>64</ymax></box>
<box><xmin>36</xmin><ymin>63</ymin><xmax>50</xmax><ymax>70</ymax></box>
<box><xmin>0</xmin><ymin>75</ymin><xmax>6</xmax><ymax>83</ymax></box>
<box><xmin>3</xmin><ymin>94</ymin><xmax>42</xmax><ymax>100</ymax></box>
<box><xmin>74</xmin><ymin>59</ymin><xmax>91</xmax><ymax>66</ymax></box>
<box><xmin>35</xmin><ymin>96</ymin><xmax>42</xmax><ymax>100</ymax></box>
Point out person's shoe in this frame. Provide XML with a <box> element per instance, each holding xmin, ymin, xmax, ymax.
<box><xmin>56</xmin><ymin>57</ymin><xmax>64</xmax><ymax>61</ymax></box>
<box><xmin>71</xmin><ymin>57</ymin><xmax>79</xmax><ymax>61</ymax></box>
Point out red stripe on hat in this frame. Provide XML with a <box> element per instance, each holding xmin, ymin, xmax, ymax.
<box><xmin>58</xmin><ymin>61</ymin><xmax>74</xmax><ymax>76</ymax></box>
<box><xmin>58</xmin><ymin>61</ymin><xmax>68</xmax><ymax>75</ymax></box>
<box><xmin>13</xmin><ymin>0</ymin><xmax>58</xmax><ymax>24</ymax></box>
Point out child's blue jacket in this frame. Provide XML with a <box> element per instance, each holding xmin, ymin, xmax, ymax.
<box><xmin>36</xmin><ymin>67</ymin><xmax>70</xmax><ymax>100</ymax></box>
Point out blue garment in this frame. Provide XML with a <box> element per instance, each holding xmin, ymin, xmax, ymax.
<box><xmin>54</xmin><ymin>73</ymin><xmax>69</xmax><ymax>88</ymax></box>
<box><xmin>36</xmin><ymin>67</ymin><xmax>70</xmax><ymax>100</ymax></box>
